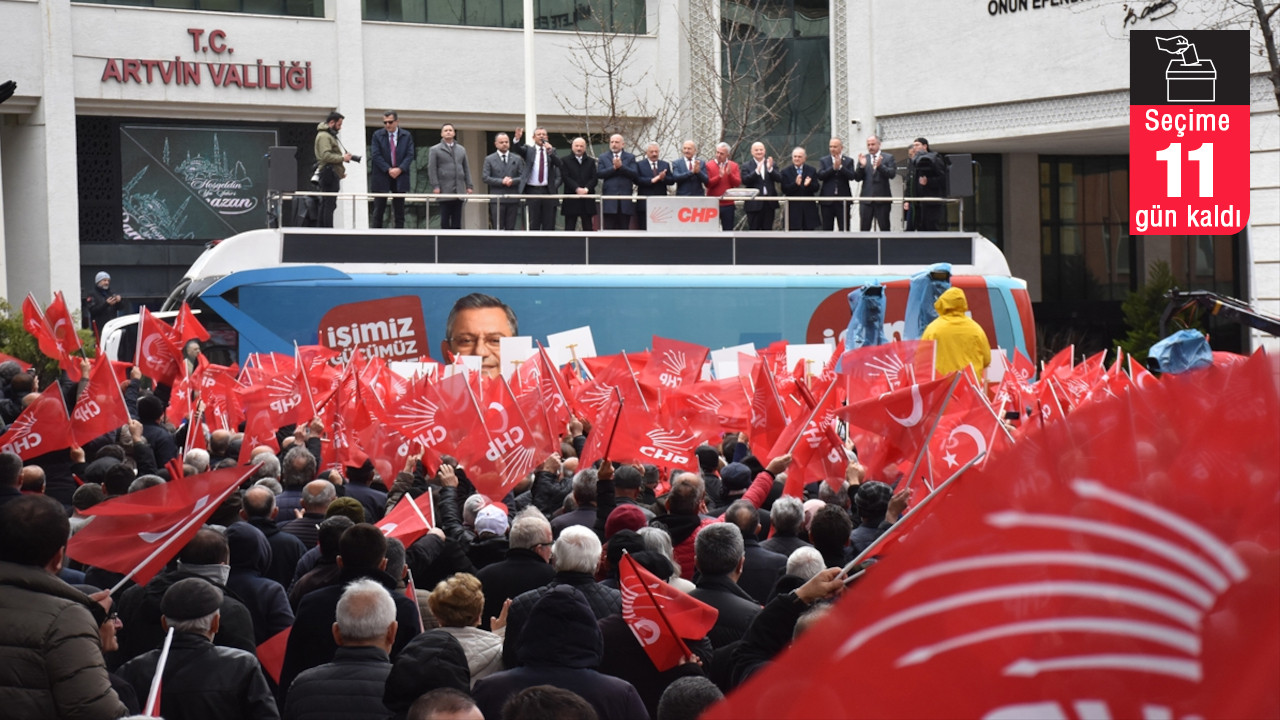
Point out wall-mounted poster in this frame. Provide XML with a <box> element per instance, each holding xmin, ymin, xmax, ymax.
<box><xmin>120</xmin><ymin>124</ymin><xmax>276</xmax><ymax>240</ymax></box>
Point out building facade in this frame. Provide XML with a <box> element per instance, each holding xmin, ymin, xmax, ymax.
<box><xmin>0</xmin><ymin>0</ymin><xmax>1275</xmax><ymax>354</ymax></box>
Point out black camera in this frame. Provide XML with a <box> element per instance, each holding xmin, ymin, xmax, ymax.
<box><xmin>863</xmin><ymin>285</ymin><xmax>883</xmax><ymax>297</ymax></box>
<box><xmin>349</xmin><ymin>154</ymin><xmax>362</xmax><ymax>163</ymax></box>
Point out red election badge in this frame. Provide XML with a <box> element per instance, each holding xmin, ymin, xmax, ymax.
<box><xmin>1130</xmin><ymin>31</ymin><xmax>1249</xmax><ymax>235</ymax></box>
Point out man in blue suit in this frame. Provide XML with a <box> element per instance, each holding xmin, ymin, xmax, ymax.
<box><xmin>817</xmin><ymin>137</ymin><xmax>856</xmax><ymax>231</ymax></box>
<box><xmin>369</xmin><ymin>111</ymin><xmax>414</xmax><ymax>228</ymax></box>
<box><xmin>634</xmin><ymin>142</ymin><xmax>674</xmax><ymax>230</ymax></box>
<box><xmin>671</xmin><ymin>140</ymin><xmax>709</xmax><ymax>196</ymax></box>
<box><xmin>781</xmin><ymin>147</ymin><xmax>819</xmax><ymax>231</ymax></box>
<box><xmin>597</xmin><ymin>134</ymin><xmax>638</xmax><ymax>230</ymax></box>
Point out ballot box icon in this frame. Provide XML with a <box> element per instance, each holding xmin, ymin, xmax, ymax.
<box><xmin>1157</xmin><ymin>35</ymin><xmax>1216</xmax><ymax>102</ymax></box>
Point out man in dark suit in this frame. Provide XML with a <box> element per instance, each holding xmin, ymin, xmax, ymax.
<box><xmin>817</xmin><ymin>137</ymin><xmax>856</xmax><ymax>231</ymax></box>
<box><xmin>369</xmin><ymin>111</ymin><xmax>414</xmax><ymax>229</ymax></box>
<box><xmin>740</xmin><ymin>142</ymin><xmax>780</xmax><ymax>231</ymax></box>
<box><xmin>634</xmin><ymin>142</ymin><xmax>674</xmax><ymax>230</ymax></box>
<box><xmin>780</xmin><ymin>147</ymin><xmax>819</xmax><ymax>231</ymax></box>
<box><xmin>481</xmin><ymin>133</ymin><xmax>526</xmax><ymax>231</ymax></box>
<box><xmin>852</xmin><ymin>134</ymin><xmax>898</xmax><ymax>232</ymax></box>
<box><xmin>512</xmin><ymin>127</ymin><xmax>562</xmax><ymax>231</ymax></box>
<box><xmin>671</xmin><ymin>140</ymin><xmax>709</xmax><ymax>197</ymax></box>
<box><xmin>597</xmin><ymin>134</ymin><xmax>638</xmax><ymax>230</ymax></box>
<box><xmin>560</xmin><ymin>137</ymin><xmax>598</xmax><ymax>231</ymax></box>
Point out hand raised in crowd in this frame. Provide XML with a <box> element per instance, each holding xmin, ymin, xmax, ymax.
<box><xmin>129</xmin><ymin>365</ymin><xmax>143</xmax><ymax>381</ymax></box>
<box><xmin>845</xmin><ymin>460</ymin><xmax>866</xmax><ymax>487</ymax></box>
<box><xmin>309</xmin><ymin>417</ymin><xmax>325</xmax><ymax>437</ymax></box>
<box><xmin>795</xmin><ymin>566</ymin><xmax>845</xmax><ymax>605</ymax></box>
<box><xmin>886</xmin><ymin>487</ymin><xmax>912</xmax><ymax>523</ymax></box>
<box><xmin>540</xmin><ymin>453</ymin><xmax>562</xmax><ymax>475</ymax></box>
<box><xmin>766</xmin><ymin>453</ymin><xmax>793</xmax><ymax>476</ymax></box>
<box><xmin>404</xmin><ymin>452</ymin><xmax>423</xmax><ymax>475</ymax></box>
<box><xmin>129</xmin><ymin>419</ymin><xmax>145</xmax><ymax>443</ymax></box>
<box><xmin>70</xmin><ymin>444</ymin><xmax>85</xmax><ymax>464</ymax></box>
<box><xmin>491</xmin><ymin>598</ymin><xmax>512</xmax><ymax>632</ymax></box>
<box><xmin>436</xmin><ymin>463</ymin><xmax>459</xmax><ymax>488</ymax></box>
<box><xmin>598</xmin><ymin>459</ymin><xmax>614</xmax><ymax>482</ymax></box>
<box><xmin>513</xmin><ymin>128</ymin><xmax>524</xmax><ymax>143</ymax></box>
<box><xmin>568</xmin><ymin>418</ymin><xmax>584</xmax><ymax>437</ymax></box>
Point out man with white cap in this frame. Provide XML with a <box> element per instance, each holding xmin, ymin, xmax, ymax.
<box><xmin>85</xmin><ymin>271</ymin><xmax>122</xmax><ymax>330</ymax></box>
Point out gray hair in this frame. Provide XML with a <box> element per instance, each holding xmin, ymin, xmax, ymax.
<box><xmin>552</xmin><ymin>525</ymin><xmax>602</xmax><ymax>574</ymax></box>
<box><xmin>253</xmin><ymin>478</ymin><xmax>283</xmax><ymax>496</ymax></box>
<box><xmin>252</xmin><ymin>453</ymin><xmax>281</xmax><ymax>482</ymax></box>
<box><xmin>715</xmin><ymin>142</ymin><xmax>731</xmax><ymax>152</ymax></box>
<box><xmin>638</xmin><ymin>526</ymin><xmax>681</xmax><ymax>579</ymax></box>
<box><xmin>818</xmin><ymin>480</ymin><xmax>850</xmax><ymax>508</ymax></box>
<box><xmin>571</xmin><ymin>468</ymin><xmax>598</xmax><ymax>506</ymax></box>
<box><xmin>509</xmin><ymin>507</ymin><xmax>552</xmax><ymax>550</ymax></box>
<box><xmin>694</xmin><ymin>522</ymin><xmax>744</xmax><ymax>576</ymax></box>
<box><xmin>128</xmin><ymin>475</ymin><xmax>165</xmax><ymax>494</ymax></box>
<box><xmin>302</xmin><ymin>480</ymin><xmax>337</xmax><ymax>511</ymax></box>
<box><xmin>385</xmin><ymin>537</ymin><xmax>406</xmax><ymax>582</ymax></box>
<box><xmin>281</xmin><ymin>446</ymin><xmax>316</xmax><ymax>489</ymax></box>
<box><xmin>336</xmin><ymin>578</ymin><xmax>397</xmax><ymax>642</ymax></box>
<box><xmin>184</xmin><ymin>448</ymin><xmax>210</xmax><ymax>474</ymax></box>
<box><xmin>786</xmin><ymin>546</ymin><xmax>825</xmax><ymax>581</ymax></box>
<box><xmin>770</xmin><ymin>496</ymin><xmax>805</xmax><ymax>535</ymax></box>
<box><xmin>463</xmin><ymin>494</ymin><xmax>489</xmax><ymax>526</ymax></box>
<box><xmin>167</xmin><ymin>610</ymin><xmax>219</xmax><ymax>635</ymax></box>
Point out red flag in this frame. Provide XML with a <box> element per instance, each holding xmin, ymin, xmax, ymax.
<box><xmin>662</xmin><ymin>377</ymin><xmax>752</xmax><ymax>442</ymax></box>
<box><xmin>836</xmin><ymin>375</ymin><xmax>958</xmax><ymax>484</ymax></box>
<box><xmin>926</xmin><ymin>377</ymin><xmax>1013</xmax><ymax>485</ymax></box>
<box><xmin>605</xmin><ymin>404</ymin><xmax>701</xmax><ymax>472</ymax></box>
<box><xmin>376</xmin><ymin>489</ymin><xmax>436</xmax><ymax>547</ymax></box>
<box><xmin>1041</xmin><ymin>343</ymin><xmax>1074</xmax><ymax>380</ymax></box>
<box><xmin>638</xmin><ymin>336</ymin><xmax>710</xmax><ymax>395</ymax></box>
<box><xmin>135</xmin><ymin>307</ymin><xmax>185</xmax><ymax>386</ymax></box>
<box><xmin>174</xmin><ymin>303</ymin><xmax>210</xmax><ymax>343</ymax></box>
<box><xmin>705</xmin><ymin>348</ymin><xmax>1280</xmax><ymax>720</ymax></box>
<box><xmin>23</xmin><ymin>294</ymin><xmax>80</xmax><ymax>381</ymax></box>
<box><xmin>463</xmin><ymin>376</ymin><xmax>542</xmax><ymax>499</ymax></box>
<box><xmin>72</xmin><ymin>355</ymin><xmax>131</xmax><ymax>446</ymax></box>
<box><xmin>620</xmin><ymin>552</ymin><xmax>719</xmax><ymax>672</ymax></box>
<box><xmin>256</xmin><ymin>627</ymin><xmax>291</xmax><ymax>685</ymax></box>
<box><xmin>840</xmin><ymin>340</ymin><xmax>935</xmax><ymax>403</ymax></box>
<box><xmin>768</xmin><ymin>377</ymin><xmax>843</xmax><ymax>495</ymax></box>
<box><xmin>0</xmin><ymin>353</ymin><xmax>32</xmax><ymax>372</ymax></box>
<box><xmin>237</xmin><ymin>407</ymin><xmax>281</xmax><ymax>465</ymax></box>
<box><xmin>67</xmin><ymin>466</ymin><xmax>255</xmax><ymax>587</ymax></box>
<box><xmin>579</xmin><ymin>387</ymin><xmax>623</xmax><ymax>469</ymax></box>
<box><xmin>0</xmin><ymin>385</ymin><xmax>73</xmax><ymax>460</ymax></box>
<box><xmin>748</xmin><ymin>360</ymin><xmax>788</xmax><ymax>454</ymax></box>
<box><xmin>47</xmin><ymin>291</ymin><xmax>84</xmax><ymax>355</ymax></box>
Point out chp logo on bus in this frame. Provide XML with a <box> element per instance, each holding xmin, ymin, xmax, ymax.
<box><xmin>318</xmin><ymin>295</ymin><xmax>428</xmax><ymax>363</ymax></box>
<box><xmin>1130</xmin><ymin>31</ymin><xmax>1249</xmax><ymax>235</ymax></box>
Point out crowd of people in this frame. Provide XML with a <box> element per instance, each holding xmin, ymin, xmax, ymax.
<box><xmin>315</xmin><ymin>114</ymin><xmax>952</xmax><ymax>232</ymax></box>
<box><xmin>0</xmin><ymin>340</ymin><xmax>903</xmax><ymax>719</ymax></box>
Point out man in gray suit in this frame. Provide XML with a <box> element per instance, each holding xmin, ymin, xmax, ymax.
<box><xmin>852</xmin><ymin>135</ymin><xmax>897</xmax><ymax>232</ymax></box>
<box><xmin>482</xmin><ymin>133</ymin><xmax>526</xmax><ymax>231</ymax></box>
<box><xmin>428</xmin><ymin>123</ymin><xmax>473</xmax><ymax>229</ymax></box>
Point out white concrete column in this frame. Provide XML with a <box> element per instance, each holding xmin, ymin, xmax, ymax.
<box><xmin>335</xmin><ymin>0</ymin><xmax>367</xmax><ymax>229</ymax></box>
<box><xmin>0</xmin><ymin>134</ymin><xmax>7</xmax><ymax>302</ymax></box>
<box><xmin>3</xmin><ymin>0</ymin><xmax>79</xmax><ymax>304</ymax></box>
<box><xmin>462</xmin><ymin>128</ymin><xmax>485</xmax><ymax>229</ymax></box>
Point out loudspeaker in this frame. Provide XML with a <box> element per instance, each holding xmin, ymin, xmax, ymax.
<box><xmin>267</xmin><ymin>146</ymin><xmax>298</xmax><ymax>193</ymax></box>
<box><xmin>947</xmin><ymin>153</ymin><xmax>974</xmax><ymax>198</ymax></box>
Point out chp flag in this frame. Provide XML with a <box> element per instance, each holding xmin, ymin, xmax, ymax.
<box><xmin>619</xmin><ymin>552</ymin><xmax>719</xmax><ymax>672</ymax></box>
<box><xmin>0</xmin><ymin>384</ymin><xmax>74</xmax><ymax>460</ymax></box>
<box><xmin>72</xmin><ymin>354</ymin><xmax>132</xmax><ymax>447</ymax></box>
<box><xmin>67</xmin><ymin>465</ymin><xmax>257</xmax><ymax>589</ymax></box>
<box><xmin>376</xmin><ymin>489</ymin><xmax>436</xmax><ymax>547</ymax></box>
<box><xmin>704</xmin><ymin>349</ymin><xmax>1280</xmax><ymax>720</ymax></box>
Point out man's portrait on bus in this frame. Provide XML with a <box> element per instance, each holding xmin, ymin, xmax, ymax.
<box><xmin>442</xmin><ymin>292</ymin><xmax>518</xmax><ymax>377</ymax></box>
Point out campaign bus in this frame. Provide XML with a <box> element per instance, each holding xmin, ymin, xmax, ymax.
<box><xmin>102</xmin><ymin>227</ymin><xmax>1035</xmax><ymax>368</ymax></box>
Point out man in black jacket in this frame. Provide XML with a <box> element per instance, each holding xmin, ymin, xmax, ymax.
<box><xmin>689</xmin><ymin>522</ymin><xmax>761</xmax><ymax>649</ymax></box>
<box><xmin>474</xmin><ymin>508</ymin><xmax>555</xmax><ymax>630</ymax></box>
<box><xmin>239</xmin><ymin>486</ymin><xmax>308</xmax><ymax>589</ymax></box>
<box><xmin>118</xmin><ymin>578</ymin><xmax>278</xmax><ymax>719</ymax></box>
<box><xmin>279</xmin><ymin>523</ymin><xmax>422</xmax><ymax>699</ymax></box>
<box><xmin>284</xmin><ymin>578</ymin><xmax>397</xmax><ymax>720</ymax></box>
<box><xmin>724</xmin><ymin>500</ymin><xmax>787</xmax><ymax>605</ymax></box>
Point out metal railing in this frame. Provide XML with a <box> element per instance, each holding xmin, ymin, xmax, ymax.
<box><xmin>272</xmin><ymin>190</ymin><xmax>962</xmax><ymax>232</ymax></box>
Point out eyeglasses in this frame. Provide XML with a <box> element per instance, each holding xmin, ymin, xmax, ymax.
<box><xmin>448</xmin><ymin>334</ymin><xmax>506</xmax><ymax>352</ymax></box>
<box><xmin>383</xmin><ymin>121</ymin><xmax>395</xmax><ymax>125</ymax></box>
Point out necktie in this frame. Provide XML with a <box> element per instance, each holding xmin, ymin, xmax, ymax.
<box><xmin>652</xmin><ymin>161</ymin><xmax>657</xmax><ymax>173</ymax></box>
<box><xmin>390</xmin><ymin>133</ymin><xmax>397</xmax><ymax>166</ymax></box>
<box><xmin>538</xmin><ymin>148</ymin><xmax>546</xmax><ymax>184</ymax></box>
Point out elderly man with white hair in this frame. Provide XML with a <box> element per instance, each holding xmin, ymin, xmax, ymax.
<box><xmin>283</xmin><ymin>578</ymin><xmax>398</xmax><ymax>720</ymax></box>
<box><xmin>499</xmin><ymin>525</ymin><xmax>620</xmax><ymax>668</ymax></box>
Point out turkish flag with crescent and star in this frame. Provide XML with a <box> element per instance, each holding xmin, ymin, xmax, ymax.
<box><xmin>376</xmin><ymin>488</ymin><xmax>435</xmax><ymax>547</ymax></box>
<box><xmin>704</xmin><ymin>350</ymin><xmax>1280</xmax><ymax>720</ymax></box>
<box><xmin>135</xmin><ymin>306</ymin><xmax>185</xmax><ymax>386</ymax></box>
<box><xmin>620</xmin><ymin>552</ymin><xmax>719</xmax><ymax>672</ymax></box>
<box><xmin>67</xmin><ymin>465</ymin><xmax>256</xmax><ymax>586</ymax></box>
<box><xmin>23</xmin><ymin>293</ymin><xmax>81</xmax><ymax>382</ymax></box>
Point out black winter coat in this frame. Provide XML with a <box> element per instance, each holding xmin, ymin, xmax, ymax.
<box><xmin>118</xmin><ymin>631</ymin><xmax>278</xmax><ymax>720</ymax></box>
<box><xmin>283</xmin><ymin>645</ymin><xmax>392</xmax><ymax>720</ymax></box>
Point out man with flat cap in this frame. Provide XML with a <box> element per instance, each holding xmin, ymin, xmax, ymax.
<box><xmin>118</xmin><ymin>577</ymin><xmax>279</xmax><ymax>719</ymax></box>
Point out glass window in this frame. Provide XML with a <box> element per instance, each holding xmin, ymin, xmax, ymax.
<box><xmin>426</xmin><ymin>0</ymin><xmax>465</xmax><ymax>24</ymax></box>
<box><xmin>77</xmin><ymin>0</ymin><xmax>321</xmax><ymax>16</ymax></box>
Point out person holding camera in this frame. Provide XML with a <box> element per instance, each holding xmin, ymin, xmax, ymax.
<box><xmin>314</xmin><ymin>111</ymin><xmax>359</xmax><ymax>228</ymax></box>
<box><xmin>85</xmin><ymin>271</ymin><xmax>123</xmax><ymax>330</ymax></box>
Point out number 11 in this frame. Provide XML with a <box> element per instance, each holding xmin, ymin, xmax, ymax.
<box><xmin>1154</xmin><ymin>142</ymin><xmax>1214</xmax><ymax>198</ymax></box>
